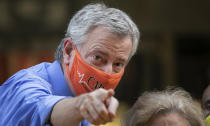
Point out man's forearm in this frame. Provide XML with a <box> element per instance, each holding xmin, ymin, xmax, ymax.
<box><xmin>50</xmin><ymin>89</ymin><xmax>118</xmax><ymax>125</ymax></box>
<box><xmin>50</xmin><ymin>96</ymin><xmax>84</xmax><ymax>126</ymax></box>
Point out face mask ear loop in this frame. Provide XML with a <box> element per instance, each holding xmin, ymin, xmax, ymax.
<box><xmin>71</xmin><ymin>41</ymin><xmax>81</xmax><ymax>53</ymax></box>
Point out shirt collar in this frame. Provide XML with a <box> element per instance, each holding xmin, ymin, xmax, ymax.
<box><xmin>47</xmin><ymin>60</ymin><xmax>73</xmax><ymax>96</ymax></box>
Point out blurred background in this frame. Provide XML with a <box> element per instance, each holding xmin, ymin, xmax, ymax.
<box><xmin>0</xmin><ymin>0</ymin><xmax>210</xmax><ymax>125</ymax></box>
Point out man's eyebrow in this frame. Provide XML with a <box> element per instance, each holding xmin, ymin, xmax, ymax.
<box><xmin>116</xmin><ymin>58</ymin><xmax>127</xmax><ymax>62</ymax></box>
<box><xmin>92</xmin><ymin>50</ymin><xmax>109</xmax><ymax>56</ymax></box>
<box><xmin>92</xmin><ymin>50</ymin><xmax>127</xmax><ymax>62</ymax></box>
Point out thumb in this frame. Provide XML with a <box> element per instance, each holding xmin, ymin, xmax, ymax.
<box><xmin>106</xmin><ymin>89</ymin><xmax>115</xmax><ymax>99</ymax></box>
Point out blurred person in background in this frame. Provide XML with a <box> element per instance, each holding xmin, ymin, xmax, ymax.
<box><xmin>202</xmin><ymin>85</ymin><xmax>210</xmax><ymax>126</ymax></box>
<box><xmin>0</xmin><ymin>3</ymin><xmax>140</xmax><ymax>126</ymax></box>
<box><xmin>122</xmin><ymin>87</ymin><xmax>205</xmax><ymax>126</ymax></box>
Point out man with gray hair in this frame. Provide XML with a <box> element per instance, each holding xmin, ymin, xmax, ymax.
<box><xmin>0</xmin><ymin>3</ymin><xmax>139</xmax><ymax>126</ymax></box>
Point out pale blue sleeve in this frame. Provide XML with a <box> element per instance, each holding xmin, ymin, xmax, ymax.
<box><xmin>80</xmin><ymin>119</ymin><xmax>91</xmax><ymax>126</ymax></box>
<box><xmin>0</xmin><ymin>79</ymin><xmax>67</xmax><ymax>126</ymax></box>
<box><xmin>0</xmin><ymin>73</ymin><xmax>91</xmax><ymax>126</ymax></box>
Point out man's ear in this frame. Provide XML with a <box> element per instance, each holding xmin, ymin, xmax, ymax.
<box><xmin>63</xmin><ymin>38</ymin><xmax>74</xmax><ymax>65</ymax></box>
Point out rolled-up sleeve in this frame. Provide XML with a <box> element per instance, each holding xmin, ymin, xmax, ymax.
<box><xmin>0</xmin><ymin>61</ymin><xmax>91</xmax><ymax>126</ymax></box>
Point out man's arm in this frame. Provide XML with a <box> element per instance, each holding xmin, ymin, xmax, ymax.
<box><xmin>50</xmin><ymin>88</ymin><xmax>119</xmax><ymax>126</ymax></box>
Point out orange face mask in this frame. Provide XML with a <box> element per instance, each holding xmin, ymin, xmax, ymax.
<box><xmin>66</xmin><ymin>46</ymin><xmax>124</xmax><ymax>95</ymax></box>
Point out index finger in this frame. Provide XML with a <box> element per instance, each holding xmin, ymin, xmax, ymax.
<box><xmin>107</xmin><ymin>97</ymin><xmax>119</xmax><ymax>119</ymax></box>
<box><xmin>91</xmin><ymin>88</ymin><xmax>115</xmax><ymax>102</ymax></box>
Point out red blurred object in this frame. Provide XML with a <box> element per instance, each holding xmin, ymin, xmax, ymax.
<box><xmin>0</xmin><ymin>51</ymin><xmax>54</xmax><ymax>86</ymax></box>
<box><xmin>0</xmin><ymin>53</ymin><xmax>8</xmax><ymax>85</ymax></box>
<box><xmin>38</xmin><ymin>51</ymin><xmax>54</xmax><ymax>63</ymax></box>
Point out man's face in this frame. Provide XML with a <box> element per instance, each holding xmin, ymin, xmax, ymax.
<box><xmin>202</xmin><ymin>85</ymin><xmax>210</xmax><ymax>117</ymax></box>
<box><xmin>77</xmin><ymin>26</ymin><xmax>132</xmax><ymax>74</ymax></box>
<box><xmin>62</xmin><ymin>26</ymin><xmax>132</xmax><ymax>94</ymax></box>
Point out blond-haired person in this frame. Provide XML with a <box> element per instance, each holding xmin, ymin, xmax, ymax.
<box><xmin>122</xmin><ymin>88</ymin><xmax>205</xmax><ymax>126</ymax></box>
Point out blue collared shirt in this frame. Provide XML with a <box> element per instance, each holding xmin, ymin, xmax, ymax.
<box><xmin>0</xmin><ymin>61</ymin><xmax>90</xmax><ymax>126</ymax></box>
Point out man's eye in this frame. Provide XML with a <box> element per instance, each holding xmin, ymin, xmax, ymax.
<box><xmin>113</xmin><ymin>62</ymin><xmax>124</xmax><ymax>73</ymax></box>
<box><xmin>93</xmin><ymin>55</ymin><xmax>101</xmax><ymax>60</ymax></box>
<box><xmin>114</xmin><ymin>62</ymin><xmax>123</xmax><ymax>67</ymax></box>
<box><xmin>206</xmin><ymin>104</ymin><xmax>210</xmax><ymax>110</ymax></box>
<box><xmin>204</xmin><ymin>101</ymin><xmax>210</xmax><ymax>110</ymax></box>
<box><xmin>91</xmin><ymin>55</ymin><xmax>105</xmax><ymax>67</ymax></box>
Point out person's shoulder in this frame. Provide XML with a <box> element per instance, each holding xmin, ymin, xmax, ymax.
<box><xmin>27</xmin><ymin>62</ymin><xmax>52</xmax><ymax>74</ymax></box>
<box><xmin>26</xmin><ymin>61</ymin><xmax>52</xmax><ymax>80</ymax></box>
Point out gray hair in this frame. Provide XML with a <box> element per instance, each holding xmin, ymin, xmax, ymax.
<box><xmin>122</xmin><ymin>87</ymin><xmax>205</xmax><ymax>126</ymax></box>
<box><xmin>55</xmin><ymin>3</ymin><xmax>140</xmax><ymax>63</ymax></box>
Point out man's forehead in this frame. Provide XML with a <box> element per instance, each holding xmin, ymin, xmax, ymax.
<box><xmin>86</xmin><ymin>26</ymin><xmax>132</xmax><ymax>45</ymax></box>
<box><xmin>81</xmin><ymin>29</ymin><xmax>132</xmax><ymax>57</ymax></box>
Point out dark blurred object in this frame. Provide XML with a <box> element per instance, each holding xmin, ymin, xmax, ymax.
<box><xmin>176</xmin><ymin>33</ymin><xmax>210</xmax><ymax>99</ymax></box>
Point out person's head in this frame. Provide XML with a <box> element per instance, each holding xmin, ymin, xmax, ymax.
<box><xmin>122</xmin><ymin>88</ymin><xmax>205</xmax><ymax>126</ymax></box>
<box><xmin>201</xmin><ymin>85</ymin><xmax>210</xmax><ymax>126</ymax></box>
<box><xmin>202</xmin><ymin>85</ymin><xmax>210</xmax><ymax>118</ymax></box>
<box><xmin>54</xmin><ymin>3</ymin><xmax>140</xmax><ymax>95</ymax></box>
